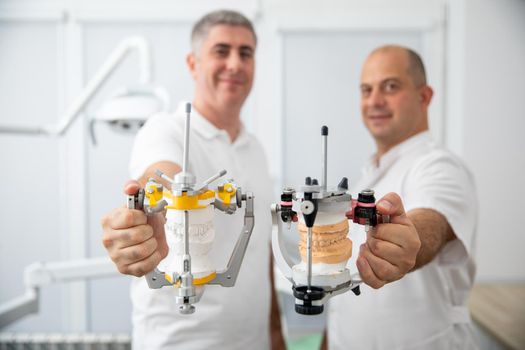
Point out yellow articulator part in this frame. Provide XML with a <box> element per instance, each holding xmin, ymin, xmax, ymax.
<box><xmin>217</xmin><ymin>183</ymin><xmax>236</xmax><ymax>205</ymax></box>
<box><xmin>164</xmin><ymin>271</ymin><xmax>217</xmax><ymax>286</ymax></box>
<box><xmin>162</xmin><ymin>185</ymin><xmax>235</xmax><ymax>210</ymax></box>
<box><xmin>164</xmin><ymin>190</ymin><xmax>216</xmax><ymax>210</ymax></box>
<box><xmin>145</xmin><ymin>182</ymin><xmax>164</xmax><ymax>207</ymax></box>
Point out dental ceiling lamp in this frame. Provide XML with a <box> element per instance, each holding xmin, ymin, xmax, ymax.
<box><xmin>0</xmin><ymin>36</ymin><xmax>170</xmax><ymax>142</ymax></box>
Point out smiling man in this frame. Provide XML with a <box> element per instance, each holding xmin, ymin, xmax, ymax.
<box><xmin>187</xmin><ymin>21</ymin><xmax>255</xmax><ymax>140</ymax></box>
<box><xmin>326</xmin><ymin>46</ymin><xmax>478</xmax><ymax>349</ymax></box>
<box><xmin>101</xmin><ymin>10</ymin><xmax>284</xmax><ymax>350</ymax></box>
<box><xmin>360</xmin><ymin>47</ymin><xmax>431</xmax><ymax>159</ymax></box>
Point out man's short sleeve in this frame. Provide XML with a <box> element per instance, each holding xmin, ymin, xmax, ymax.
<box><xmin>402</xmin><ymin>150</ymin><xmax>478</xmax><ymax>265</ymax></box>
<box><xmin>129</xmin><ymin>113</ymin><xmax>184</xmax><ymax>179</ymax></box>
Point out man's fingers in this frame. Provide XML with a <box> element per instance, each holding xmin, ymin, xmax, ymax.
<box><xmin>366</xmin><ymin>236</ymin><xmax>404</xmax><ymax>263</ymax></box>
<box><xmin>356</xmin><ymin>245</ymin><xmax>386</xmax><ymax>289</ymax></box>
<box><xmin>376</xmin><ymin>192</ymin><xmax>406</xmax><ymax>218</ymax></box>
<box><xmin>147</xmin><ymin>213</ymin><xmax>168</xmax><ymax>259</ymax></box>
<box><xmin>369</xmin><ymin>224</ymin><xmax>413</xmax><ymax>248</ymax></box>
<box><xmin>360</xmin><ymin>243</ymin><xmax>402</xmax><ymax>283</ymax></box>
<box><xmin>117</xmin><ymin>250</ymin><xmax>163</xmax><ymax>277</ymax></box>
<box><xmin>124</xmin><ymin>180</ymin><xmax>141</xmax><ymax>196</ymax></box>
<box><xmin>357</xmin><ymin>193</ymin><xmax>421</xmax><ymax>288</ymax></box>
<box><xmin>103</xmin><ymin>224</ymin><xmax>154</xmax><ymax>250</ymax></box>
<box><xmin>104</xmin><ymin>208</ymin><xmax>147</xmax><ymax>230</ymax></box>
<box><xmin>357</xmin><ymin>256</ymin><xmax>385</xmax><ymax>289</ymax></box>
<box><xmin>110</xmin><ymin>237</ymin><xmax>159</xmax><ymax>267</ymax></box>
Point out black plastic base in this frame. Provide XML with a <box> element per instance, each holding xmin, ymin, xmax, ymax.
<box><xmin>293</xmin><ymin>285</ymin><xmax>326</xmax><ymax>315</ymax></box>
<box><xmin>295</xmin><ymin>303</ymin><xmax>324</xmax><ymax>315</ymax></box>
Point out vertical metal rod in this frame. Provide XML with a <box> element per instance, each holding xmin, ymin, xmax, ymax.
<box><xmin>183</xmin><ymin>210</ymin><xmax>190</xmax><ymax>272</ymax></box>
<box><xmin>307</xmin><ymin>227</ymin><xmax>312</xmax><ymax>292</ymax></box>
<box><xmin>321</xmin><ymin>126</ymin><xmax>328</xmax><ymax>191</ymax></box>
<box><xmin>182</xmin><ymin>102</ymin><xmax>191</xmax><ymax>174</ymax></box>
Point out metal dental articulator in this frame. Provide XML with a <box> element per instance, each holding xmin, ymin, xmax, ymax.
<box><xmin>127</xmin><ymin>102</ymin><xmax>255</xmax><ymax>314</ymax></box>
<box><xmin>271</xmin><ymin>126</ymin><xmax>389</xmax><ymax>315</ymax></box>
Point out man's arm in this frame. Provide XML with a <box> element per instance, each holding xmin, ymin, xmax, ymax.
<box><xmin>320</xmin><ymin>329</ymin><xmax>327</xmax><ymax>350</ymax></box>
<box><xmin>101</xmin><ymin>160</ymin><xmax>181</xmax><ymax>277</ymax></box>
<box><xmin>269</xmin><ymin>252</ymin><xmax>286</xmax><ymax>350</ymax></box>
<box><xmin>407</xmin><ymin>208</ymin><xmax>456</xmax><ymax>270</ymax></box>
<box><xmin>358</xmin><ymin>193</ymin><xmax>459</xmax><ymax>288</ymax></box>
<box><xmin>137</xmin><ymin>160</ymin><xmax>182</xmax><ymax>187</ymax></box>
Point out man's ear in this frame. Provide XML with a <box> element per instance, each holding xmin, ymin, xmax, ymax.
<box><xmin>420</xmin><ymin>85</ymin><xmax>434</xmax><ymax>107</ymax></box>
<box><xmin>186</xmin><ymin>53</ymin><xmax>197</xmax><ymax>79</ymax></box>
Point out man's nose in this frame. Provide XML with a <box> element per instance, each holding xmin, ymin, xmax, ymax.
<box><xmin>367</xmin><ymin>88</ymin><xmax>386</xmax><ymax>108</ymax></box>
<box><xmin>226</xmin><ymin>53</ymin><xmax>242</xmax><ymax>71</ymax></box>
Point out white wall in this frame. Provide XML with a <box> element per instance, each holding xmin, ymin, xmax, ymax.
<box><xmin>0</xmin><ymin>0</ymin><xmax>524</xmax><ymax>334</ymax></box>
<box><xmin>462</xmin><ymin>0</ymin><xmax>525</xmax><ymax>281</ymax></box>
<box><xmin>0</xmin><ymin>18</ymin><xmax>65</xmax><ymax>332</ymax></box>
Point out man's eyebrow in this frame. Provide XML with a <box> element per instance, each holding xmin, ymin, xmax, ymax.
<box><xmin>381</xmin><ymin>77</ymin><xmax>402</xmax><ymax>84</ymax></box>
<box><xmin>211</xmin><ymin>43</ymin><xmax>254</xmax><ymax>53</ymax></box>
<box><xmin>212</xmin><ymin>43</ymin><xmax>231</xmax><ymax>50</ymax></box>
<box><xmin>360</xmin><ymin>77</ymin><xmax>403</xmax><ymax>88</ymax></box>
<box><xmin>239</xmin><ymin>45</ymin><xmax>254</xmax><ymax>52</ymax></box>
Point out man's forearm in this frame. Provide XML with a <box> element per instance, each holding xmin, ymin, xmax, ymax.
<box><xmin>407</xmin><ymin>208</ymin><xmax>456</xmax><ymax>270</ymax></box>
<box><xmin>269</xmin><ymin>252</ymin><xmax>286</xmax><ymax>350</ymax></box>
<box><xmin>320</xmin><ymin>329</ymin><xmax>327</xmax><ymax>350</ymax></box>
<box><xmin>137</xmin><ymin>161</ymin><xmax>182</xmax><ymax>187</ymax></box>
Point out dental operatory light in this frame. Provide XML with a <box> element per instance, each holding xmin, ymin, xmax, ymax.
<box><xmin>0</xmin><ymin>36</ymin><xmax>170</xmax><ymax>141</ymax></box>
<box><xmin>89</xmin><ymin>85</ymin><xmax>170</xmax><ymax>144</ymax></box>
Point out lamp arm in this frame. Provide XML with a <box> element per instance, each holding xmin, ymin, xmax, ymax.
<box><xmin>0</xmin><ymin>257</ymin><xmax>118</xmax><ymax>329</ymax></box>
<box><xmin>50</xmin><ymin>36</ymin><xmax>153</xmax><ymax>136</ymax></box>
<box><xmin>0</xmin><ymin>289</ymin><xmax>38</xmax><ymax>329</ymax></box>
<box><xmin>0</xmin><ymin>36</ymin><xmax>154</xmax><ymax>136</ymax></box>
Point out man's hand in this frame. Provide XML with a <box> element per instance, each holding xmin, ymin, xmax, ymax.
<box><xmin>356</xmin><ymin>192</ymin><xmax>421</xmax><ymax>289</ymax></box>
<box><xmin>101</xmin><ymin>180</ymin><xmax>169</xmax><ymax>277</ymax></box>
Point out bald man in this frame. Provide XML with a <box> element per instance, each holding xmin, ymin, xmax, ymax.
<box><xmin>326</xmin><ymin>46</ymin><xmax>478</xmax><ymax>349</ymax></box>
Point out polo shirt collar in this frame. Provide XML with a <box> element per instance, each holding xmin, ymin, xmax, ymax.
<box><xmin>177</xmin><ymin>102</ymin><xmax>249</xmax><ymax>147</ymax></box>
<box><xmin>364</xmin><ymin>131</ymin><xmax>432</xmax><ymax>173</ymax></box>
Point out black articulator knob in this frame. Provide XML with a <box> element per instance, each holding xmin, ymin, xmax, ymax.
<box><xmin>302</xmin><ymin>174</ymin><xmax>319</xmax><ymax>227</ymax></box>
<box><xmin>337</xmin><ymin>177</ymin><xmax>348</xmax><ymax>190</ymax></box>
<box><xmin>293</xmin><ymin>285</ymin><xmax>325</xmax><ymax>315</ymax></box>
<box><xmin>280</xmin><ymin>189</ymin><xmax>297</xmax><ymax>223</ymax></box>
<box><xmin>355</xmin><ymin>189</ymin><xmax>377</xmax><ymax>226</ymax></box>
<box><xmin>358</xmin><ymin>190</ymin><xmax>375</xmax><ymax>203</ymax></box>
<box><xmin>281</xmin><ymin>191</ymin><xmax>293</xmax><ymax>202</ymax></box>
<box><xmin>321</xmin><ymin>125</ymin><xmax>328</xmax><ymax>136</ymax></box>
<box><xmin>302</xmin><ymin>189</ymin><xmax>318</xmax><ymax>228</ymax></box>
<box><xmin>352</xmin><ymin>286</ymin><xmax>361</xmax><ymax>296</ymax></box>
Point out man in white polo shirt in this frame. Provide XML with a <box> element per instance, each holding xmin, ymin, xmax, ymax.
<box><xmin>326</xmin><ymin>46</ymin><xmax>478</xmax><ymax>349</ymax></box>
<box><xmin>101</xmin><ymin>10</ymin><xmax>284</xmax><ymax>349</ymax></box>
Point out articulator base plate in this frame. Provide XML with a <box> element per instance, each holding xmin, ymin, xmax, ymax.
<box><xmin>292</xmin><ymin>266</ymin><xmax>351</xmax><ymax>289</ymax></box>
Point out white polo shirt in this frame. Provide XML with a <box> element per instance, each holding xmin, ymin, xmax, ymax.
<box><xmin>128</xmin><ymin>103</ymin><xmax>274</xmax><ymax>350</ymax></box>
<box><xmin>328</xmin><ymin>131</ymin><xmax>478</xmax><ymax>350</ymax></box>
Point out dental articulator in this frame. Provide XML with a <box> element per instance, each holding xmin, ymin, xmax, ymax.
<box><xmin>128</xmin><ymin>102</ymin><xmax>255</xmax><ymax>314</ymax></box>
<box><xmin>271</xmin><ymin>126</ymin><xmax>389</xmax><ymax>315</ymax></box>
<box><xmin>128</xmin><ymin>112</ymin><xmax>389</xmax><ymax>316</ymax></box>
